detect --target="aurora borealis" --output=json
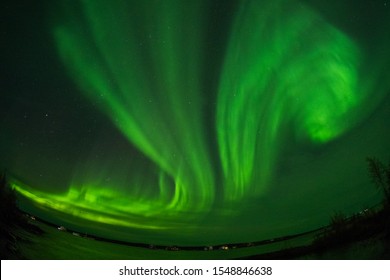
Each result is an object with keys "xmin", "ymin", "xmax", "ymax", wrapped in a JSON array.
[{"xmin": 1, "ymin": 0, "xmax": 390, "ymax": 245}]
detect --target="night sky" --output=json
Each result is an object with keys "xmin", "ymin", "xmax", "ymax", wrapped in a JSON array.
[{"xmin": 1, "ymin": 0, "xmax": 389, "ymax": 246}]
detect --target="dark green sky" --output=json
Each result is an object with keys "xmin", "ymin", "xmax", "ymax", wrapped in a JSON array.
[{"xmin": 1, "ymin": 0, "xmax": 389, "ymax": 245}]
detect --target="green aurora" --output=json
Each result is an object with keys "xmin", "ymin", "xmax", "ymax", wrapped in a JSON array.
[{"xmin": 1, "ymin": 0, "xmax": 390, "ymax": 245}]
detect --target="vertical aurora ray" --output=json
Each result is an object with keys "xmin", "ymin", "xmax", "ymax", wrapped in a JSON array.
[
  {"xmin": 8, "ymin": 0, "xmax": 390, "ymax": 241},
  {"xmin": 53, "ymin": 0, "xmax": 216, "ymax": 221},
  {"xmin": 217, "ymin": 0, "xmax": 373, "ymax": 202}
]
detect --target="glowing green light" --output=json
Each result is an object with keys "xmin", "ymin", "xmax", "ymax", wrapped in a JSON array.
[
  {"xmin": 12, "ymin": 0, "xmax": 389, "ymax": 235},
  {"xmin": 217, "ymin": 0, "xmax": 362, "ymax": 201},
  {"xmin": 53, "ymin": 0, "xmax": 216, "ymax": 219},
  {"xmin": 12, "ymin": 180, "xmax": 181, "ymax": 230}
]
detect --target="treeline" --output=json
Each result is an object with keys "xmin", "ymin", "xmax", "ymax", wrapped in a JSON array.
[{"xmin": 0, "ymin": 174, "xmax": 43, "ymax": 259}]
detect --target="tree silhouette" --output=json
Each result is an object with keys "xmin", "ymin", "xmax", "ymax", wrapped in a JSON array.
[
  {"xmin": 0, "ymin": 173, "xmax": 44, "ymax": 259},
  {"xmin": 0, "ymin": 174, "xmax": 19, "ymax": 224},
  {"xmin": 366, "ymin": 157, "xmax": 390, "ymax": 204},
  {"xmin": 0, "ymin": 173, "xmax": 21, "ymax": 258}
]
